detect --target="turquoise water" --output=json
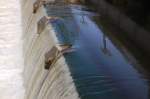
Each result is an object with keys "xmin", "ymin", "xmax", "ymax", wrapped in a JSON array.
[{"xmin": 45, "ymin": 4, "xmax": 149, "ymax": 99}]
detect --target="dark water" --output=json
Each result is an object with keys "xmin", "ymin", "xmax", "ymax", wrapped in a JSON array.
[{"xmin": 45, "ymin": 4, "xmax": 149, "ymax": 99}]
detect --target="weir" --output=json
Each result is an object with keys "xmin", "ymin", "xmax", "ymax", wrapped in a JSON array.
[{"xmin": 21, "ymin": 0, "xmax": 149, "ymax": 99}]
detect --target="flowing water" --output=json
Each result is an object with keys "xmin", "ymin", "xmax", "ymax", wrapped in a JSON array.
[
  {"xmin": 22, "ymin": 1, "xmax": 150, "ymax": 99},
  {"xmin": 22, "ymin": 1, "xmax": 79, "ymax": 99},
  {"xmin": 0, "ymin": 0, "xmax": 25, "ymax": 99}
]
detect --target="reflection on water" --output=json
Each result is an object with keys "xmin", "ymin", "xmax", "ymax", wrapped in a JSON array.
[
  {"xmin": 101, "ymin": 34, "xmax": 112, "ymax": 56},
  {"xmin": 45, "ymin": 3, "xmax": 149, "ymax": 99}
]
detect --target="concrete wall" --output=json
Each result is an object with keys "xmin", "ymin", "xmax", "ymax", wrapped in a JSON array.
[
  {"xmin": 88, "ymin": 0, "xmax": 150, "ymax": 55},
  {"xmin": 21, "ymin": 0, "xmax": 80, "ymax": 99}
]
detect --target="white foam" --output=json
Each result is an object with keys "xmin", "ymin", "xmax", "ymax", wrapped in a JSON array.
[{"xmin": 0, "ymin": 0, "xmax": 25, "ymax": 99}]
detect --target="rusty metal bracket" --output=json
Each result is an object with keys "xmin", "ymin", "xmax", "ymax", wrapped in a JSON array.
[
  {"xmin": 45, "ymin": 46, "xmax": 61, "ymax": 70},
  {"xmin": 37, "ymin": 16, "xmax": 60, "ymax": 34},
  {"xmin": 37, "ymin": 16, "xmax": 49, "ymax": 34},
  {"xmin": 44, "ymin": 44, "xmax": 74, "ymax": 70},
  {"xmin": 33, "ymin": 0, "xmax": 47, "ymax": 13}
]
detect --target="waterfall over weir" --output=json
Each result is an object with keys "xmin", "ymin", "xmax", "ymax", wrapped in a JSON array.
[
  {"xmin": 22, "ymin": 0, "xmax": 149, "ymax": 99},
  {"xmin": 22, "ymin": 1, "xmax": 79, "ymax": 99}
]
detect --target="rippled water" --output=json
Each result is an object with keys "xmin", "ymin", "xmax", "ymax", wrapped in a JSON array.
[{"xmin": 45, "ymin": 3, "xmax": 149, "ymax": 99}]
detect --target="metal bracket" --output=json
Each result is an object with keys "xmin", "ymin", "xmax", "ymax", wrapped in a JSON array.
[
  {"xmin": 37, "ymin": 16, "xmax": 60, "ymax": 34},
  {"xmin": 45, "ymin": 46, "xmax": 60, "ymax": 70},
  {"xmin": 33, "ymin": 0, "xmax": 47, "ymax": 13},
  {"xmin": 37, "ymin": 16, "xmax": 48, "ymax": 34},
  {"xmin": 44, "ymin": 44, "xmax": 74, "ymax": 70}
]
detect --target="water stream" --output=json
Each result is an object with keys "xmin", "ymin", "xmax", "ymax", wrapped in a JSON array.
[{"xmin": 0, "ymin": 0, "xmax": 24, "ymax": 99}]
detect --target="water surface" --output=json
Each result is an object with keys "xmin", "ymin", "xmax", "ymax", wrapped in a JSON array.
[{"xmin": 45, "ymin": 4, "xmax": 149, "ymax": 99}]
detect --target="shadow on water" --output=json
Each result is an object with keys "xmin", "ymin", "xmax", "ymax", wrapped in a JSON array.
[{"xmin": 44, "ymin": 3, "xmax": 149, "ymax": 99}]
